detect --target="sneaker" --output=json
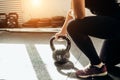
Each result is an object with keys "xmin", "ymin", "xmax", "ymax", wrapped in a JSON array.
[{"xmin": 76, "ymin": 64, "xmax": 108, "ymax": 78}]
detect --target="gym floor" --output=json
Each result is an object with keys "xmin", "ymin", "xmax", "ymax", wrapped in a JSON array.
[{"xmin": 0, "ymin": 31, "xmax": 119, "ymax": 80}]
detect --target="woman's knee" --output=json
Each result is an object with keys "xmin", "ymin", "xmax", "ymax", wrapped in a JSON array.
[{"xmin": 67, "ymin": 19, "xmax": 79, "ymax": 33}]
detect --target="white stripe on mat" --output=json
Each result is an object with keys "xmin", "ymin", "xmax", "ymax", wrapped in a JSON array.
[{"xmin": 0, "ymin": 44, "xmax": 38, "ymax": 80}]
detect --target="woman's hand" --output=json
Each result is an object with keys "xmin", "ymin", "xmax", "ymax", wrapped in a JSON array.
[{"xmin": 55, "ymin": 30, "xmax": 67, "ymax": 39}]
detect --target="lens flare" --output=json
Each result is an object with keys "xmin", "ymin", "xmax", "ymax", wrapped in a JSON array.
[{"xmin": 31, "ymin": 0, "xmax": 41, "ymax": 7}]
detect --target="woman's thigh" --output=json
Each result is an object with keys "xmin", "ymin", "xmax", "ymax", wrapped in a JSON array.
[{"xmin": 67, "ymin": 16, "xmax": 120, "ymax": 39}]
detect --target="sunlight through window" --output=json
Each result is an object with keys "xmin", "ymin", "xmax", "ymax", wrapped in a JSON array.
[{"xmin": 31, "ymin": 0, "xmax": 41, "ymax": 7}]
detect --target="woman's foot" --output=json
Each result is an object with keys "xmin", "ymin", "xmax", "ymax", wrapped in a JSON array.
[{"xmin": 76, "ymin": 64, "xmax": 108, "ymax": 78}]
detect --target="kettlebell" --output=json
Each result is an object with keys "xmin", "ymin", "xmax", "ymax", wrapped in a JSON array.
[
  {"xmin": 50, "ymin": 36, "xmax": 71, "ymax": 65},
  {"xmin": 7, "ymin": 12, "xmax": 18, "ymax": 28},
  {"xmin": 0, "ymin": 13, "xmax": 7, "ymax": 28}
]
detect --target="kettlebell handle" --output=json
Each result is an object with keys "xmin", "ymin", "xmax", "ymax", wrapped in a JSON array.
[{"xmin": 50, "ymin": 36, "xmax": 71, "ymax": 52}]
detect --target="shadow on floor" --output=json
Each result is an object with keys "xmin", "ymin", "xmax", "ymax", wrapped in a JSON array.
[
  {"xmin": 79, "ymin": 75, "xmax": 113, "ymax": 80},
  {"xmin": 55, "ymin": 61, "xmax": 120, "ymax": 80},
  {"xmin": 107, "ymin": 66, "xmax": 120, "ymax": 80}
]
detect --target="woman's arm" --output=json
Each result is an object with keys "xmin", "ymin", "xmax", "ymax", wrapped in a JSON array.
[
  {"xmin": 55, "ymin": 0, "xmax": 85, "ymax": 38},
  {"xmin": 55, "ymin": 9, "xmax": 74, "ymax": 38},
  {"xmin": 72, "ymin": 0, "xmax": 85, "ymax": 19}
]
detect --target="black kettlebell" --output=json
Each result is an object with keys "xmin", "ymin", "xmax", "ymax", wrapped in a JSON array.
[
  {"xmin": 0, "ymin": 13, "xmax": 7, "ymax": 28},
  {"xmin": 7, "ymin": 12, "xmax": 18, "ymax": 28},
  {"xmin": 7, "ymin": 16, "xmax": 17, "ymax": 28},
  {"xmin": 50, "ymin": 36, "xmax": 71, "ymax": 65}
]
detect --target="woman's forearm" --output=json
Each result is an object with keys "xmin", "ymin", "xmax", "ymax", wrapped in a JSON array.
[
  {"xmin": 60, "ymin": 10, "xmax": 74, "ymax": 34},
  {"xmin": 56, "ymin": 0, "xmax": 85, "ymax": 36}
]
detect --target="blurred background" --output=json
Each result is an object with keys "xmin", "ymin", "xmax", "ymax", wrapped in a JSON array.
[{"xmin": 0, "ymin": 0, "xmax": 71, "ymax": 28}]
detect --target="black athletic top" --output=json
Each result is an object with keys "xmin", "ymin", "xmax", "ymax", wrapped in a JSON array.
[{"xmin": 85, "ymin": 0, "xmax": 120, "ymax": 16}]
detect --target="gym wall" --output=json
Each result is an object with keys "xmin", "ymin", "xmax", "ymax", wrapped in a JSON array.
[
  {"xmin": 22, "ymin": 0, "xmax": 70, "ymax": 22},
  {"xmin": 0, "ymin": 0, "xmax": 70, "ymax": 26}
]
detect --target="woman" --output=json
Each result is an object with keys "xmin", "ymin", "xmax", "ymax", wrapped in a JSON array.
[{"xmin": 55, "ymin": 0, "xmax": 120, "ymax": 78}]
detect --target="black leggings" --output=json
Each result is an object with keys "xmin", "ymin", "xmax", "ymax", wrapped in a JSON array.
[{"xmin": 67, "ymin": 16, "xmax": 120, "ymax": 65}]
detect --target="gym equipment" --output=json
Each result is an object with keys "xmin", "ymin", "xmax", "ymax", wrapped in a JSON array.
[
  {"xmin": 0, "ymin": 13, "xmax": 7, "ymax": 28},
  {"xmin": 22, "ymin": 18, "xmax": 40, "ymax": 27},
  {"xmin": 50, "ymin": 36, "xmax": 71, "ymax": 65},
  {"xmin": 37, "ymin": 18, "xmax": 51, "ymax": 27},
  {"xmin": 7, "ymin": 12, "xmax": 18, "ymax": 28},
  {"xmin": 51, "ymin": 16, "xmax": 65, "ymax": 27}
]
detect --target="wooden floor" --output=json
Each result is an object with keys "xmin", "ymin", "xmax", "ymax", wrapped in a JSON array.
[{"xmin": 0, "ymin": 31, "xmax": 119, "ymax": 80}]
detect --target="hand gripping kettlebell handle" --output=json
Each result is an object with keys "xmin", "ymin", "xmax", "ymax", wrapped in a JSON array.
[{"xmin": 50, "ymin": 36, "xmax": 71, "ymax": 52}]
